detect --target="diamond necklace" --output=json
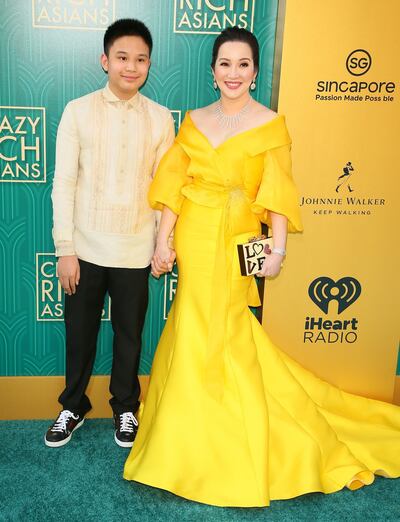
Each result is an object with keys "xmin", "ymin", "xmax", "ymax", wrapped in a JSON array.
[{"xmin": 214, "ymin": 98, "xmax": 252, "ymax": 130}]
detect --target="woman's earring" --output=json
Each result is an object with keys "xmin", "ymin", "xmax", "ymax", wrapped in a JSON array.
[
  {"xmin": 213, "ymin": 79, "xmax": 218, "ymax": 90},
  {"xmin": 250, "ymin": 79, "xmax": 256, "ymax": 91}
]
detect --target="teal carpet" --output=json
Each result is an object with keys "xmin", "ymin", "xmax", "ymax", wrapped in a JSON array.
[{"xmin": 1, "ymin": 419, "xmax": 399, "ymax": 522}]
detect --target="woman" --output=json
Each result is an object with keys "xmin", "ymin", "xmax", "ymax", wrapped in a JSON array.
[{"xmin": 124, "ymin": 27, "xmax": 400, "ymax": 507}]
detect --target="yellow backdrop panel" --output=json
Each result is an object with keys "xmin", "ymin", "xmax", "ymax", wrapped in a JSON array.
[{"xmin": 263, "ymin": 0, "xmax": 400, "ymax": 403}]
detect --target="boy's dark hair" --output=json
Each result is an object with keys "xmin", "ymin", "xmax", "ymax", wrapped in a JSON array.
[
  {"xmin": 211, "ymin": 26, "xmax": 259, "ymax": 71},
  {"xmin": 104, "ymin": 18, "xmax": 153, "ymax": 56}
]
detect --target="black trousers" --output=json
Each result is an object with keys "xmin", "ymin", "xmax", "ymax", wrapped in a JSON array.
[{"xmin": 58, "ymin": 259, "xmax": 150, "ymax": 416}]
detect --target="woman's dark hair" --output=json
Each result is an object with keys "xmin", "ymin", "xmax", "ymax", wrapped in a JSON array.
[
  {"xmin": 211, "ymin": 26, "xmax": 259, "ymax": 70},
  {"xmin": 104, "ymin": 18, "xmax": 153, "ymax": 56}
]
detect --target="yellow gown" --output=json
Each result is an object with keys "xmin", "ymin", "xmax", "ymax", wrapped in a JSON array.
[{"xmin": 123, "ymin": 113, "xmax": 400, "ymax": 507}]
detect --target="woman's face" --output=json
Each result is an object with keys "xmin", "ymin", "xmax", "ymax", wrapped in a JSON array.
[{"xmin": 213, "ymin": 41, "xmax": 257, "ymax": 100}]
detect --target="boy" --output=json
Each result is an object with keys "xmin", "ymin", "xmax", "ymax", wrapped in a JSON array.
[{"xmin": 45, "ymin": 19, "xmax": 174, "ymax": 448}]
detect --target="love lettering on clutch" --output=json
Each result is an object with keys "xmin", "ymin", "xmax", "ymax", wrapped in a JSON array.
[{"xmin": 237, "ymin": 235, "xmax": 273, "ymax": 276}]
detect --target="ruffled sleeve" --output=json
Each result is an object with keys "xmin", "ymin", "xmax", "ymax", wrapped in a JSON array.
[
  {"xmin": 148, "ymin": 141, "xmax": 191, "ymax": 215},
  {"xmin": 251, "ymin": 136, "xmax": 303, "ymax": 233}
]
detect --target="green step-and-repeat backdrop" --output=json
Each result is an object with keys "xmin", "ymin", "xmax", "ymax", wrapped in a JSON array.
[{"xmin": 0, "ymin": 0, "xmax": 278, "ymax": 377}]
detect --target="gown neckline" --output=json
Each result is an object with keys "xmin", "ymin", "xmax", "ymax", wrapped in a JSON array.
[{"xmin": 186, "ymin": 111, "xmax": 283, "ymax": 151}]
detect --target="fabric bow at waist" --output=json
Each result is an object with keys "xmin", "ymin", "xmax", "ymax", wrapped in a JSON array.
[
  {"xmin": 183, "ymin": 180, "xmax": 260, "ymax": 401},
  {"xmin": 181, "ymin": 179, "xmax": 247, "ymax": 212}
]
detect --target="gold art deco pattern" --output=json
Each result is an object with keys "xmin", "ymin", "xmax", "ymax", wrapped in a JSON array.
[{"xmin": 0, "ymin": 0, "xmax": 277, "ymax": 377}]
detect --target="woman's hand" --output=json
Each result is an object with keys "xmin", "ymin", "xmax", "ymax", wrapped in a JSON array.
[
  {"xmin": 257, "ymin": 253, "xmax": 284, "ymax": 278},
  {"xmin": 151, "ymin": 206, "xmax": 178, "ymax": 278},
  {"xmin": 151, "ymin": 242, "xmax": 176, "ymax": 278}
]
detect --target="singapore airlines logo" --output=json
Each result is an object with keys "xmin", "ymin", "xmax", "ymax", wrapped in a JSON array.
[
  {"xmin": 174, "ymin": 0, "xmax": 256, "ymax": 34},
  {"xmin": 32, "ymin": 0, "xmax": 115, "ymax": 30},
  {"xmin": 346, "ymin": 49, "xmax": 372, "ymax": 77}
]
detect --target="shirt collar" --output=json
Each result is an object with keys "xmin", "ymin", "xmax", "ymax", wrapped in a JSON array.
[{"xmin": 102, "ymin": 83, "xmax": 141, "ymax": 109}]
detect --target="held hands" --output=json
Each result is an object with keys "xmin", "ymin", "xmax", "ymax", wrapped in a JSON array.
[
  {"xmin": 57, "ymin": 255, "xmax": 80, "ymax": 295},
  {"xmin": 151, "ymin": 242, "xmax": 176, "ymax": 278},
  {"xmin": 257, "ymin": 252, "xmax": 284, "ymax": 278}
]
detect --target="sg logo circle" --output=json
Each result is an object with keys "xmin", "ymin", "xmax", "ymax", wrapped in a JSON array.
[{"xmin": 346, "ymin": 49, "xmax": 372, "ymax": 76}]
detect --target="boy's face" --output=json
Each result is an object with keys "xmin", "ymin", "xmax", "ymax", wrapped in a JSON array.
[{"xmin": 101, "ymin": 35, "xmax": 150, "ymax": 99}]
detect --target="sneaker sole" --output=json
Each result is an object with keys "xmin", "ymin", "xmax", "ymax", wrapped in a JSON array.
[
  {"xmin": 44, "ymin": 418, "xmax": 85, "ymax": 448},
  {"xmin": 114, "ymin": 432, "xmax": 134, "ymax": 448}
]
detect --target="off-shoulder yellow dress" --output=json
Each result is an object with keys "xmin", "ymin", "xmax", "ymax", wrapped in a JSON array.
[{"xmin": 124, "ymin": 114, "xmax": 400, "ymax": 507}]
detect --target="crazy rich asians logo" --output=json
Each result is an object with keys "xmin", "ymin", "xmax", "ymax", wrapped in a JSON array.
[
  {"xmin": 315, "ymin": 49, "xmax": 396, "ymax": 103},
  {"xmin": 304, "ymin": 276, "xmax": 361, "ymax": 344},
  {"xmin": 36, "ymin": 253, "xmax": 110, "ymax": 320},
  {"xmin": 171, "ymin": 110, "xmax": 182, "ymax": 134},
  {"xmin": 0, "ymin": 106, "xmax": 46, "ymax": 183},
  {"xmin": 174, "ymin": 0, "xmax": 255, "ymax": 34},
  {"xmin": 32, "ymin": 0, "xmax": 115, "ymax": 30},
  {"xmin": 163, "ymin": 266, "xmax": 178, "ymax": 320}
]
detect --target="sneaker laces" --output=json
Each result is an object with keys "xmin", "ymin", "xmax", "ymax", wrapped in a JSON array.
[
  {"xmin": 119, "ymin": 412, "xmax": 138, "ymax": 433},
  {"xmin": 51, "ymin": 410, "xmax": 78, "ymax": 432}
]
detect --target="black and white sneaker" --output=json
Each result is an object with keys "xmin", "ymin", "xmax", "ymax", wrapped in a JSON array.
[
  {"xmin": 114, "ymin": 412, "xmax": 138, "ymax": 448},
  {"xmin": 44, "ymin": 409, "xmax": 84, "ymax": 447}
]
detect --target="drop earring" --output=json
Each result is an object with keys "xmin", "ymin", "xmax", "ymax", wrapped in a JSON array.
[
  {"xmin": 213, "ymin": 79, "xmax": 218, "ymax": 90},
  {"xmin": 250, "ymin": 79, "xmax": 256, "ymax": 91}
]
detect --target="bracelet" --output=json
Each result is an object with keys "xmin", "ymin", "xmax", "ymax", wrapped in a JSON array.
[
  {"xmin": 271, "ymin": 247, "xmax": 286, "ymax": 256},
  {"xmin": 167, "ymin": 236, "xmax": 174, "ymax": 249}
]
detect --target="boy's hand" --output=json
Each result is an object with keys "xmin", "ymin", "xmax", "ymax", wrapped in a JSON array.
[
  {"xmin": 57, "ymin": 255, "xmax": 80, "ymax": 295},
  {"xmin": 151, "ymin": 243, "xmax": 176, "ymax": 278}
]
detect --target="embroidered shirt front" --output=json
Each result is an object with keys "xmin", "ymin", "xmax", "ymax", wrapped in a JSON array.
[{"xmin": 52, "ymin": 83, "xmax": 175, "ymax": 268}]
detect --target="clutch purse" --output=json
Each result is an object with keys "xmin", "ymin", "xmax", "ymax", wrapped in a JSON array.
[{"xmin": 237, "ymin": 235, "xmax": 273, "ymax": 276}]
